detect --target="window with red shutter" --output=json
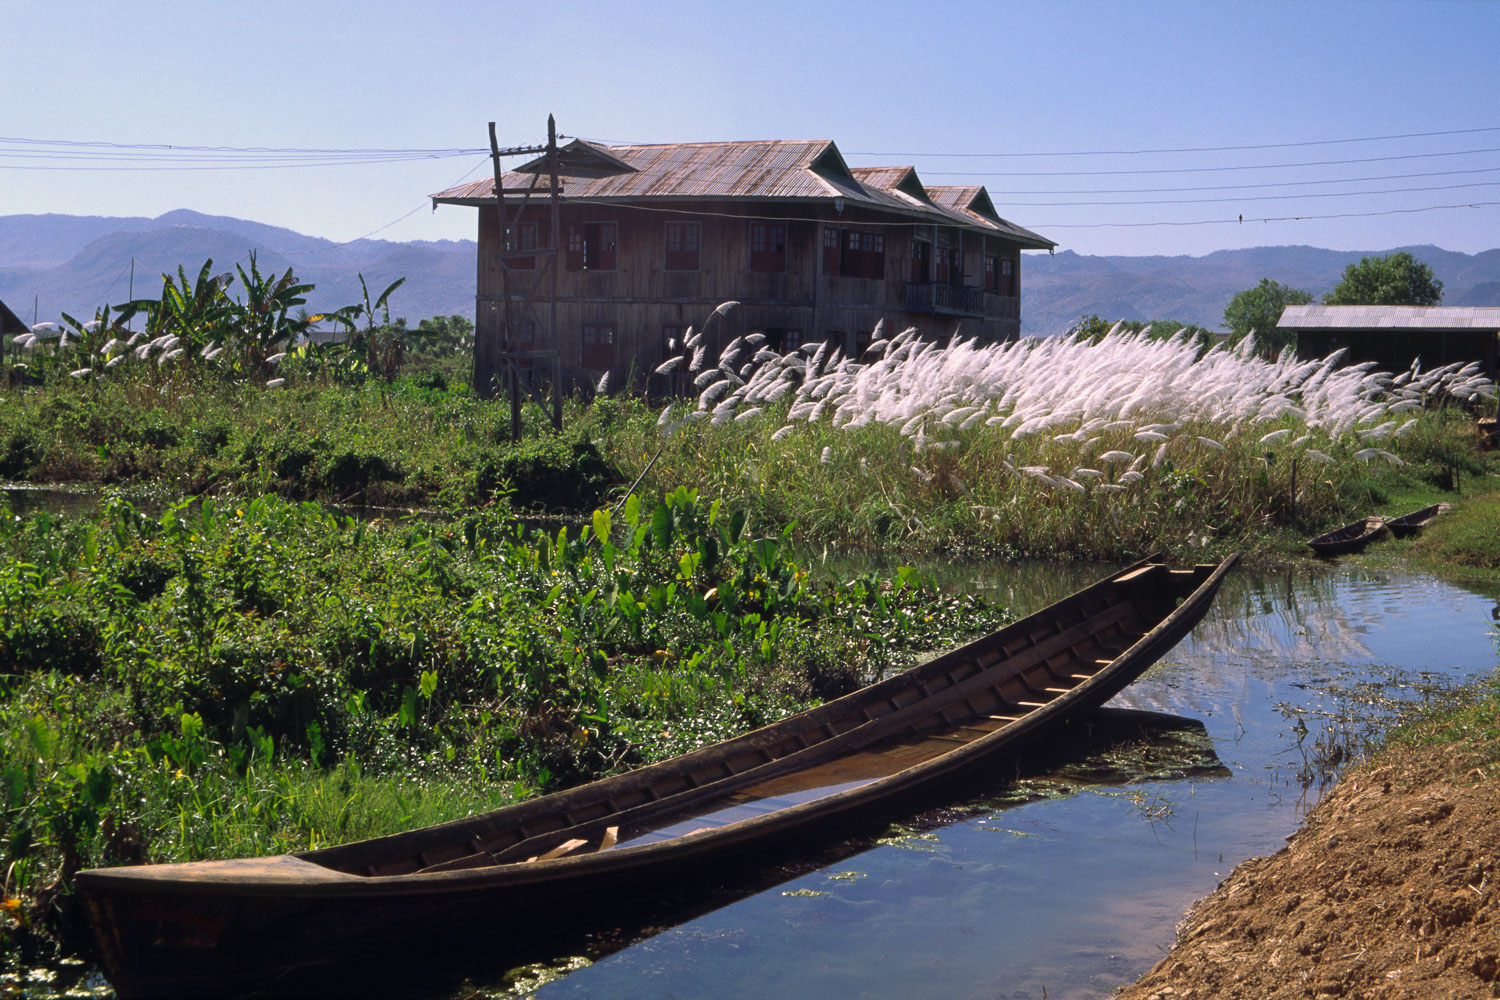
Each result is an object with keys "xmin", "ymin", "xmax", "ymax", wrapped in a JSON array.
[
  {"xmin": 581, "ymin": 324, "xmax": 615, "ymax": 370},
  {"xmin": 861, "ymin": 233, "xmax": 885, "ymax": 280},
  {"xmin": 822, "ymin": 227, "xmax": 842, "ymax": 275},
  {"xmin": 749, "ymin": 222, "xmax": 787, "ymax": 272},
  {"xmin": 1001, "ymin": 257, "xmax": 1015, "ymax": 296},
  {"xmin": 911, "ymin": 238, "xmax": 931, "ymax": 283},
  {"xmin": 566, "ymin": 225, "xmax": 584, "ymax": 271},
  {"xmin": 665, "ymin": 222, "xmax": 700, "ymax": 271},
  {"xmin": 507, "ymin": 222, "xmax": 537, "ymax": 270},
  {"xmin": 764, "ymin": 327, "xmax": 802, "ymax": 353},
  {"xmin": 840, "ymin": 230, "xmax": 862, "ymax": 277},
  {"xmin": 570, "ymin": 222, "xmax": 617, "ymax": 271}
]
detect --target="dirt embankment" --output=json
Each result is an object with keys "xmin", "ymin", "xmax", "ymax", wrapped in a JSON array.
[{"xmin": 1119, "ymin": 744, "xmax": 1500, "ymax": 1000}]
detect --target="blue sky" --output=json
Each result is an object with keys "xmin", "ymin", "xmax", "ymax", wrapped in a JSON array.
[{"xmin": 5, "ymin": 0, "xmax": 1498, "ymax": 257}]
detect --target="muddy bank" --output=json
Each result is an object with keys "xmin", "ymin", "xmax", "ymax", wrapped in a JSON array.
[{"xmin": 1118, "ymin": 742, "xmax": 1500, "ymax": 999}]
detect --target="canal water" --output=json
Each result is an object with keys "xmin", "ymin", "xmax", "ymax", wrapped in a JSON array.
[
  {"xmin": 4, "ymin": 486, "xmax": 1496, "ymax": 999},
  {"xmin": 463, "ymin": 563, "xmax": 1500, "ymax": 1000}
]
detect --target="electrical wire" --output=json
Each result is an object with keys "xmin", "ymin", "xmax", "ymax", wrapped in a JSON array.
[
  {"xmin": 571, "ymin": 125, "xmax": 1500, "ymax": 158},
  {"xmin": 0, "ymin": 136, "xmax": 485, "ymax": 155},
  {"xmin": 1033, "ymin": 201, "xmax": 1500, "ymax": 229},
  {"xmin": 985, "ymin": 165, "xmax": 1500, "ymax": 197},
  {"xmin": 917, "ymin": 146, "xmax": 1500, "ymax": 179},
  {"xmin": 279, "ymin": 155, "xmax": 493, "ymax": 254},
  {"xmin": 849, "ymin": 126, "xmax": 1500, "ymax": 158},
  {"xmin": 996, "ymin": 179, "xmax": 1500, "ymax": 208}
]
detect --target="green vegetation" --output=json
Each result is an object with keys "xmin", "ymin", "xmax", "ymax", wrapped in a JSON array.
[
  {"xmin": 1068, "ymin": 315, "xmax": 1217, "ymax": 351},
  {"xmin": 0, "ymin": 489, "xmax": 1005, "ymax": 962},
  {"xmin": 5, "ymin": 261, "xmax": 1500, "ymax": 975},
  {"xmin": 1222, "ymin": 278, "xmax": 1314, "ymax": 355},
  {"xmin": 1387, "ymin": 674, "xmax": 1500, "ymax": 767},
  {"xmin": 1323, "ymin": 250, "xmax": 1444, "ymax": 306}
]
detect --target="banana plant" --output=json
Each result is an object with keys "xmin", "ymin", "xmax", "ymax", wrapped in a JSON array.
[
  {"xmin": 116, "ymin": 260, "xmax": 236, "ymax": 356},
  {"xmin": 328, "ymin": 274, "xmax": 406, "ymax": 380},
  {"xmin": 232, "ymin": 251, "xmax": 316, "ymax": 369}
]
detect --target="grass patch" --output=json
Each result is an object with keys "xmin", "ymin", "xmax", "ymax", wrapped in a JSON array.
[
  {"xmin": 1405, "ymin": 485, "xmax": 1500, "ymax": 576},
  {"xmin": 1384, "ymin": 676, "xmax": 1500, "ymax": 770}
]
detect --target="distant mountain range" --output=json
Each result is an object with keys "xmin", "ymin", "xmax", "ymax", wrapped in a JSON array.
[
  {"xmin": 0, "ymin": 209, "xmax": 474, "ymax": 327},
  {"xmin": 3, "ymin": 210, "xmax": 1499, "ymax": 336},
  {"xmin": 1022, "ymin": 244, "xmax": 1500, "ymax": 335}
]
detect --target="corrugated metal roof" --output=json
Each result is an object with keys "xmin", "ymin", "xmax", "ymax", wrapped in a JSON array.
[
  {"xmin": 432, "ymin": 139, "xmax": 1054, "ymax": 248},
  {"xmin": 927, "ymin": 185, "xmax": 1053, "ymax": 247},
  {"xmin": 1279, "ymin": 305, "xmax": 1500, "ymax": 331}
]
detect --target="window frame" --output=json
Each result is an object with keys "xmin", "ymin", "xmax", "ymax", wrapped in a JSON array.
[
  {"xmin": 567, "ymin": 221, "xmax": 618, "ymax": 271},
  {"xmin": 664, "ymin": 221, "xmax": 701, "ymax": 271},
  {"xmin": 839, "ymin": 229, "xmax": 884, "ymax": 279},
  {"xmin": 911, "ymin": 235, "xmax": 932, "ymax": 284},
  {"xmin": 749, "ymin": 221, "xmax": 788, "ymax": 273},
  {"xmin": 822, "ymin": 226, "xmax": 842, "ymax": 275},
  {"xmin": 581, "ymin": 323, "xmax": 616, "ymax": 370},
  {"xmin": 507, "ymin": 221, "xmax": 538, "ymax": 270}
]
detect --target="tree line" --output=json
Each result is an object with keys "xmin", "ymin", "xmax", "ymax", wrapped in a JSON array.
[{"xmin": 1072, "ymin": 251, "xmax": 1446, "ymax": 357}]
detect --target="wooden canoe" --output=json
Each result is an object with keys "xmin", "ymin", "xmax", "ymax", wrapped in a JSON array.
[
  {"xmin": 1307, "ymin": 516, "xmax": 1388, "ymax": 555},
  {"xmin": 77, "ymin": 555, "xmax": 1237, "ymax": 998},
  {"xmin": 1386, "ymin": 503, "xmax": 1445, "ymax": 538}
]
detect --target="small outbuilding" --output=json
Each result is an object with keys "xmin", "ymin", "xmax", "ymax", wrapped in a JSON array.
[
  {"xmin": 1279, "ymin": 305, "xmax": 1500, "ymax": 379},
  {"xmin": 0, "ymin": 299, "xmax": 28, "ymax": 363}
]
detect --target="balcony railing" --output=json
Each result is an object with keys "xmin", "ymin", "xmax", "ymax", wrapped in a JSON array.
[
  {"xmin": 904, "ymin": 282, "xmax": 987, "ymax": 317},
  {"xmin": 984, "ymin": 293, "xmax": 1019, "ymax": 321}
]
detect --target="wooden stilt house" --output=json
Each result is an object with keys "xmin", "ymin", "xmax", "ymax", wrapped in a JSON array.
[{"xmin": 430, "ymin": 138, "xmax": 1053, "ymax": 394}]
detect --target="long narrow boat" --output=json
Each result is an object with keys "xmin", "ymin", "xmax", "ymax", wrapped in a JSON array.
[
  {"xmin": 1386, "ymin": 503, "xmax": 1446, "ymax": 538},
  {"xmin": 1307, "ymin": 516, "xmax": 1387, "ymax": 555},
  {"xmin": 78, "ymin": 555, "xmax": 1237, "ymax": 998}
]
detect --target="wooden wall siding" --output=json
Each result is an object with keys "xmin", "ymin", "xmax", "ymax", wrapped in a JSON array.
[
  {"xmin": 1296, "ymin": 329, "xmax": 1500, "ymax": 381},
  {"xmin": 476, "ymin": 201, "xmax": 1027, "ymax": 390}
]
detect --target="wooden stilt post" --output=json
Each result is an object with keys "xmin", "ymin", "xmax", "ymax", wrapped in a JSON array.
[
  {"xmin": 548, "ymin": 114, "xmax": 563, "ymax": 431},
  {"xmin": 488, "ymin": 122, "xmax": 523, "ymax": 439}
]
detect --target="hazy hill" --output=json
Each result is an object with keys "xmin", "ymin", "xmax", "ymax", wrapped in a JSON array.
[
  {"xmin": 0, "ymin": 210, "xmax": 474, "ymax": 325},
  {"xmin": 1021, "ymin": 244, "xmax": 1500, "ymax": 335},
  {"xmin": 3, "ymin": 210, "xmax": 1499, "ymax": 336}
]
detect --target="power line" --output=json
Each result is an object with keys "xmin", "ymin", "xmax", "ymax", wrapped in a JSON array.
[
  {"xmin": 572, "ymin": 126, "xmax": 1500, "ymax": 159},
  {"xmin": 980, "ymin": 165, "xmax": 1500, "ymax": 197},
  {"xmin": 280, "ymin": 155, "xmax": 493, "ymax": 254},
  {"xmin": 0, "ymin": 136, "xmax": 485, "ymax": 156},
  {"xmin": 997, "ymin": 178, "xmax": 1500, "ymax": 209},
  {"xmin": 0, "ymin": 153, "xmax": 481, "ymax": 172},
  {"xmin": 920, "ymin": 146, "xmax": 1500, "ymax": 178},
  {"xmin": 1033, "ymin": 201, "xmax": 1500, "ymax": 229},
  {"xmin": 848, "ymin": 126, "xmax": 1500, "ymax": 158}
]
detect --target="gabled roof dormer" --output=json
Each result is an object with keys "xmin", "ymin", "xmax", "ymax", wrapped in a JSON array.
[
  {"xmin": 807, "ymin": 141, "xmax": 858, "ymax": 188},
  {"xmin": 515, "ymin": 140, "xmax": 637, "ymax": 179},
  {"xmin": 965, "ymin": 188, "xmax": 1002, "ymax": 223}
]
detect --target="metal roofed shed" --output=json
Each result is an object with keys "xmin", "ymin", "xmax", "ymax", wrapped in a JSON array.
[{"xmin": 1279, "ymin": 304, "xmax": 1500, "ymax": 380}]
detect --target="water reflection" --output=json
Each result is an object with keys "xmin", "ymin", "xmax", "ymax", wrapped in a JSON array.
[{"xmin": 485, "ymin": 564, "xmax": 1500, "ymax": 1000}]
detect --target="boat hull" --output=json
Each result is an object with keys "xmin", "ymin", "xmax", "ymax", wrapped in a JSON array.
[
  {"xmin": 1387, "ymin": 503, "xmax": 1443, "ymax": 538},
  {"xmin": 78, "ymin": 555, "xmax": 1237, "ymax": 998},
  {"xmin": 1308, "ymin": 517, "xmax": 1387, "ymax": 555}
]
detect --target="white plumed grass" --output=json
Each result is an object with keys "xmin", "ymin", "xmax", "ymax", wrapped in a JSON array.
[{"xmin": 620, "ymin": 317, "xmax": 1495, "ymax": 554}]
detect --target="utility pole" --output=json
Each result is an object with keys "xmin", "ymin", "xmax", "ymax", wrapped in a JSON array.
[
  {"xmin": 488, "ymin": 121, "xmax": 527, "ymax": 440},
  {"xmin": 547, "ymin": 114, "xmax": 562, "ymax": 431},
  {"xmin": 478, "ymin": 120, "xmax": 565, "ymax": 437}
]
